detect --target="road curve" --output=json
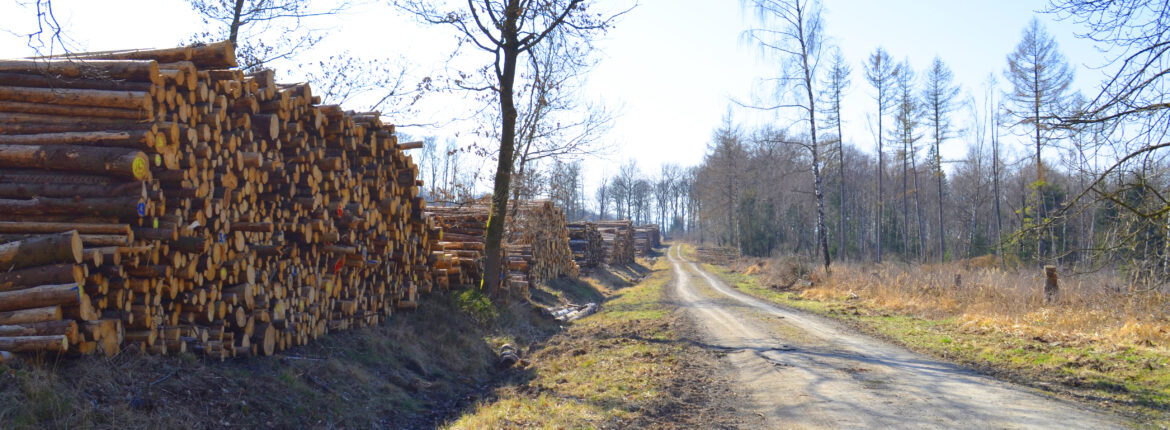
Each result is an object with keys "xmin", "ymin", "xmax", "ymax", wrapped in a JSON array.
[{"xmin": 666, "ymin": 245, "xmax": 1121, "ymax": 429}]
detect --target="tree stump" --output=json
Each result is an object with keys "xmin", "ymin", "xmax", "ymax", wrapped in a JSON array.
[{"xmin": 1044, "ymin": 266, "xmax": 1059, "ymax": 303}]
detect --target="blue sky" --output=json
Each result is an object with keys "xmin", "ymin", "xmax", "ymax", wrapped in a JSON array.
[{"xmin": 0, "ymin": 0, "xmax": 1111, "ymax": 193}]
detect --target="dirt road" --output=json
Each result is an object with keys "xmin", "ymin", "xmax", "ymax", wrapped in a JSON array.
[{"xmin": 666, "ymin": 245, "xmax": 1121, "ymax": 429}]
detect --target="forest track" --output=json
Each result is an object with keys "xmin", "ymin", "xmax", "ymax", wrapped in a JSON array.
[{"xmin": 666, "ymin": 245, "xmax": 1122, "ymax": 429}]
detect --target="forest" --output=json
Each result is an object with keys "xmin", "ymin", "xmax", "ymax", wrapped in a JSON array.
[{"xmin": 410, "ymin": 1, "xmax": 1168, "ymax": 292}]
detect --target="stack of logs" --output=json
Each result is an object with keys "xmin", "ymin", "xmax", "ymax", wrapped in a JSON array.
[
  {"xmin": 510, "ymin": 201, "xmax": 577, "ymax": 282},
  {"xmin": 567, "ymin": 222, "xmax": 604, "ymax": 269},
  {"xmin": 426, "ymin": 200, "xmax": 578, "ymax": 293},
  {"xmin": 633, "ymin": 225, "xmax": 661, "ymax": 255},
  {"xmin": 695, "ymin": 246, "xmax": 741, "ymax": 265},
  {"xmin": 0, "ymin": 41, "xmax": 434, "ymax": 359},
  {"xmin": 425, "ymin": 206, "xmax": 530, "ymax": 292},
  {"xmin": 425, "ymin": 208, "xmax": 488, "ymax": 289},
  {"xmin": 596, "ymin": 220, "xmax": 635, "ymax": 265}
]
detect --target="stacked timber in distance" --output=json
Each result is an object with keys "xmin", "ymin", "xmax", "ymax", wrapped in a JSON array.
[
  {"xmin": 596, "ymin": 220, "xmax": 635, "ymax": 265},
  {"xmin": 695, "ymin": 246, "xmax": 740, "ymax": 265},
  {"xmin": 566, "ymin": 222, "xmax": 604, "ymax": 269},
  {"xmin": 0, "ymin": 41, "xmax": 434, "ymax": 359},
  {"xmin": 633, "ymin": 225, "xmax": 661, "ymax": 256},
  {"xmin": 509, "ymin": 200, "xmax": 578, "ymax": 282},
  {"xmin": 427, "ymin": 199, "xmax": 579, "ymax": 293},
  {"xmin": 426, "ymin": 205, "xmax": 533, "ymax": 293},
  {"xmin": 425, "ymin": 207, "xmax": 487, "ymax": 289}
]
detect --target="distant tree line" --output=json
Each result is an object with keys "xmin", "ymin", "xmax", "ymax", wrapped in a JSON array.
[{"xmin": 605, "ymin": 0, "xmax": 1168, "ymax": 288}]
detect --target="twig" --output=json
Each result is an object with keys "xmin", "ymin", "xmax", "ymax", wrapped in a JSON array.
[{"xmin": 149, "ymin": 371, "xmax": 177, "ymax": 387}]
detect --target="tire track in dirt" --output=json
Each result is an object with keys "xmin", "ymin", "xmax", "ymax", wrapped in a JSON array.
[{"xmin": 667, "ymin": 245, "xmax": 1121, "ymax": 429}]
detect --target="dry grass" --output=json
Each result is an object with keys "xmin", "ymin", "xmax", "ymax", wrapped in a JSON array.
[{"xmin": 763, "ymin": 259, "xmax": 1170, "ymax": 350}]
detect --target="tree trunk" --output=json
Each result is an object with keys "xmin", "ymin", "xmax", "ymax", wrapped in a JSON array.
[
  {"xmin": 482, "ymin": 6, "xmax": 522, "ymax": 295},
  {"xmin": 0, "ymin": 196, "xmax": 148, "ymax": 218},
  {"xmin": 911, "ymin": 143, "xmax": 926, "ymax": 262},
  {"xmin": 230, "ymin": 0, "xmax": 246, "ymax": 46},
  {"xmin": 836, "ymin": 97, "xmax": 846, "ymax": 261},
  {"xmin": 903, "ymin": 137, "xmax": 910, "ymax": 257},
  {"xmin": 936, "ymin": 131, "xmax": 946, "ymax": 262},
  {"xmin": 876, "ymin": 96, "xmax": 884, "ymax": 264},
  {"xmin": 0, "ymin": 86, "xmax": 152, "ymax": 112},
  {"xmin": 993, "ymin": 115, "xmax": 1006, "ymax": 270}
]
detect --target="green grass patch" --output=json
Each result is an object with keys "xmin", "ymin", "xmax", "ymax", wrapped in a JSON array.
[{"xmin": 456, "ymin": 288, "xmax": 499, "ymax": 325}]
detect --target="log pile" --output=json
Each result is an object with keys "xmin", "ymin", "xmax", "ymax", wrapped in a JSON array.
[
  {"xmin": 425, "ymin": 208, "xmax": 487, "ymax": 289},
  {"xmin": 596, "ymin": 220, "xmax": 635, "ymax": 265},
  {"xmin": 426, "ymin": 199, "xmax": 578, "ymax": 293},
  {"xmin": 633, "ymin": 225, "xmax": 661, "ymax": 256},
  {"xmin": 566, "ymin": 222, "xmax": 604, "ymax": 269},
  {"xmin": 425, "ymin": 206, "xmax": 531, "ymax": 293},
  {"xmin": 695, "ymin": 246, "xmax": 740, "ymax": 265},
  {"xmin": 0, "ymin": 41, "xmax": 434, "ymax": 359},
  {"xmin": 509, "ymin": 201, "xmax": 577, "ymax": 282}
]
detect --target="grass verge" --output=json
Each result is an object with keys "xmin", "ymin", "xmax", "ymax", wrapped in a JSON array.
[
  {"xmin": 692, "ymin": 248, "xmax": 1170, "ymax": 425},
  {"xmin": 446, "ymin": 252, "xmax": 738, "ymax": 429}
]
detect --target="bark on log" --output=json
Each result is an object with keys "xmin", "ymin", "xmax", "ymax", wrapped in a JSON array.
[
  {"xmin": 0, "ymin": 334, "xmax": 68, "ymax": 352},
  {"xmin": 0, "ymin": 181, "xmax": 146, "ymax": 199},
  {"xmin": 0, "ymin": 263, "xmax": 85, "ymax": 291},
  {"xmin": 0, "ymin": 145, "xmax": 149, "ymax": 180},
  {"xmin": 0, "ymin": 231, "xmax": 82, "ymax": 269},
  {"xmin": 0, "ymin": 196, "xmax": 149, "ymax": 218},
  {"xmin": 0, "ymin": 59, "xmax": 159, "ymax": 83},
  {"xmin": 0, "ymin": 86, "xmax": 152, "ymax": 111},
  {"xmin": 0, "ymin": 306, "xmax": 61, "ymax": 325},
  {"xmin": 0, "ymin": 283, "xmax": 82, "ymax": 312}
]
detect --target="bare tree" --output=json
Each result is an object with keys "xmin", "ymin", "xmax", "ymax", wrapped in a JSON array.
[
  {"xmin": 822, "ymin": 48, "xmax": 851, "ymax": 259},
  {"xmin": 10, "ymin": 0, "xmax": 70, "ymax": 55},
  {"xmin": 187, "ymin": 0, "xmax": 348, "ymax": 70},
  {"xmin": 395, "ymin": 0, "xmax": 624, "ymax": 294},
  {"xmin": 892, "ymin": 59, "xmax": 923, "ymax": 260},
  {"xmin": 1045, "ymin": 0, "xmax": 1170, "ymax": 281},
  {"xmin": 699, "ymin": 114, "xmax": 746, "ymax": 247},
  {"xmin": 615, "ymin": 160, "xmax": 642, "ymax": 221},
  {"xmin": 507, "ymin": 29, "xmax": 615, "ymax": 224},
  {"xmin": 596, "ymin": 176, "xmax": 611, "ymax": 221},
  {"xmin": 865, "ymin": 47, "xmax": 898, "ymax": 263},
  {"xmin": 742, "ymin": 0, "xmax": 831, "ymax": 271},
  {"xmin": 420, "ymin": 135, "xmax": 440, "ymax": 197},
  {"xmin": 656, "ymin": 164, "xmax": 682, "ymax": 230},
  {"xmin": 186, "ymin": 0, "xmax": 421, "ymax": 117},
  {"xmin": 1005, "ymin": 17, "xmax": 1074, "ymax": 260},
  {"xmin": 923, "ymin": 56, "xmax": 961, "ymax": 261}
]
